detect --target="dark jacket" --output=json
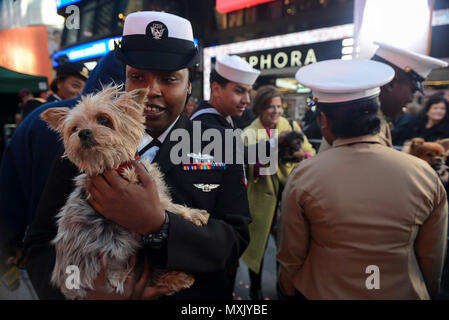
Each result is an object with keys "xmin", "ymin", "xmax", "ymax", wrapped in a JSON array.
[
  {"xmin": 23, "ymin": 113, "xmax": 251, "ymax": 300},
  {"xmin": 0, "ymin": 51, "xmax": 125, "ymax": 249},
  {"xmin": 192, "ymin": 101, "xmax": 234, "ymax": 129},
  {"xmin": 392, "ymin": 114, "xmax": 449, "ymax": 146}
]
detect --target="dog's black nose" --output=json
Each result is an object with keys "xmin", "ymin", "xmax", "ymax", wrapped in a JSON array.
[{"xmin": 78, "ymin": 129, "xmax": 93, "ymax": 140}]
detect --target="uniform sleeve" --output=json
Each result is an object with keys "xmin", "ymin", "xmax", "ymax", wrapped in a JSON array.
[
  {"xmin": 23, "ymin": 147, "xmax": 77, "ymax": 299},
  {"xmin": 0, "ymin": 138, "xmax": 28, "ymax": 247},
  {"xmin": 146, "ymin": 163, "xmax": 251, "ymax": 273},
  {"xmin": 293, "ymin": 122, "xmax": 315, "ymax": 156},
  {"xmin": 276, "ymin": 168, "xmax": 310, "ymax": 296},
  {"xmin": 415, "ymin": 176, "xmax": 448, "ymax": 298}
]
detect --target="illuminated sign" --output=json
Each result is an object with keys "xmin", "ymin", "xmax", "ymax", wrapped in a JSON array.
[
  {"xmin": 52, "ymin": 37, "xmax": 198, "ymax": 66},
  {"xmin": 56, "ymin": 0, "xmax": 82, "ymax": 9},
  {"xmin": 236, "ymin": 40, "xmax": 344, "ymax": 71},
  {"xmin": 216, "ymin": 0, "xmax": 275, "ymax": 14},
  {"xmin": 52, "ymin": 36, "xmax": 121, "ymax": 66}
]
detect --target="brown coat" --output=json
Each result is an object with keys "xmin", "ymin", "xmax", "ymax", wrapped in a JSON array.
[{"xmin": 277, "ymin": 135, "xmax": 448, "ymax": 299}]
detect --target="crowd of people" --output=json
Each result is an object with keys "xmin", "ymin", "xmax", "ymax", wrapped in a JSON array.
[{"xmin": 0, "ymin": 10, "xmax": 449, "ymax": 300}]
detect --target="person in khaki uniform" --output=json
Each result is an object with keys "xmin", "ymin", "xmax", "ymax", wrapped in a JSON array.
[
  {"xmin": 318, "ymin": 42, "xmax": 448, "ymax": 153},
  {"xmin": 277, "ymin": 59, "xmax": 448, "ymax": 300}
]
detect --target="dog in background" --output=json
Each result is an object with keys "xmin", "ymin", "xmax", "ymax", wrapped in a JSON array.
[
  {"xmin": 405, "ymin": 137, "xmax": 449, "ymax": 184},
  {"xmin": 41, "ymin": 85, "xmax": 209, "ymax": 299},
  {"xmin": 279, "ymin": 130, "xmax": 305, "ymax": 163}
]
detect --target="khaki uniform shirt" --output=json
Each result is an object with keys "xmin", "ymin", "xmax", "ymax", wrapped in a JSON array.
[
  {"xmin": 277, "ymin": 135, "xmax": 448, "ymax": 299},
  {"xmin": 318, "ymin": 113, "xmax": 393, "ymax": 153}
]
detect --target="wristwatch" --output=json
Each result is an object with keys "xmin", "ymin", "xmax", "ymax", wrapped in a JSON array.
[{"xmin": 142, "ymin": 211, "xmax": 170, "ymax": 249}]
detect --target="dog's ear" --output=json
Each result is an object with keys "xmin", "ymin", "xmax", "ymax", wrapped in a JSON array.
[
  {"xmin": 117, "ymin": 88, "xmax": 148, "ymax": 114},
  {"xmin": 437, "ymin": 138, "xmax": 449, "ymax": 151},
  {"xmin": 410, "ymin": 137, "xmax": 425, "ymax": 150},
  {"xmin": 40, "ymin": 107, "xmax": 70, "ymax": 133}
]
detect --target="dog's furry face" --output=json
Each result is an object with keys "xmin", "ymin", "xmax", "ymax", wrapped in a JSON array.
[
  {"xmin": 279, "ymin": 131, "xmax": 304, "ymax": 162},
  {"xmin": 41, "ymin": 85, "xmax": 148, "ymax": 176},
  {"xmin": 409, "ymin": 138, "xmax": 447, "ymax": 171},
  {"xmin": 407, "ymin": 137, "xmax": 449, "ymax": 184}
]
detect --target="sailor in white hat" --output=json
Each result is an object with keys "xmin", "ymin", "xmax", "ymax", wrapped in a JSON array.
[
  {"xmin": 372, "ymin": 41, "xmax": 448, "ymax": 121},
  {"xmin": 319, "ymin": 42, "xmax": 448, "ymax": 152},
  {"xmin": 277, "ymin": 58, "xmax": 448, "ymax": 300},
  {"xmin": 190, "ymin": 54, "xmax": 260, "ymax": 129},
  {"xmin": 44, "ymin": 11, "xmax": 251, "ymax": 300}
]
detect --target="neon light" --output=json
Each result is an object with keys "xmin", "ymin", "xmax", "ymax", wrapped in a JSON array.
[
  {"xmin": 52, "ymin": 36, "xmax": 198, "ymax": 66},
  {"xmin": 52, "ymin": 36, "xmax": 121, "ymax": 66},
  {"xmin": 216, "ymin": 0, "xmax": 275, "ymax": 14},
  {"xmin": 56, "ymin": 0, "xmax": 82, "ymax": 9}
]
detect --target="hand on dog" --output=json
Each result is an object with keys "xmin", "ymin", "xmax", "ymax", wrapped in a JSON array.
[
  {"xmin": 87, "ymin": 161, "xmax": 166, "ymax": 235},
  {"xmin": 86, "ymin": 255, "xmax": 173, "ymax": 300}
]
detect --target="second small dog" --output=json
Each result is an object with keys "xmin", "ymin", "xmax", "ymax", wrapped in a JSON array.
[
  {"xmin": 41, "ymin": 85, "xmax": 209, "ymax": 299},
  {"xmin": 279, "ymin": 131, "xmax": 305, "ymax": 163},
  {"xmin": 405, "ymin": 137, "xmax": 449, "ymax": 184}
]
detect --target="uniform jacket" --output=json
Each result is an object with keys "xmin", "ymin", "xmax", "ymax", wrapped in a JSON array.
[
  {"xmin": 23, "ymin": 113, "xmax": 251, "ymax": 300},
  {"xmin": 0, "ymin": 51, "xmax": 124, "ymax": 249},
  {"xmin": 191, "ymin": 101, "xmax": 234, "ymax": 129},
  {"xmin": 242, "ymin": 117, "xmax": 315, "ymax": 274},
  {"xmin": 318, "ymin": 111, "xmax": 393, "ymax": 152},
  {"xmin": 277, "ymin": 135, "xmax": 448, "ymax": 299}
]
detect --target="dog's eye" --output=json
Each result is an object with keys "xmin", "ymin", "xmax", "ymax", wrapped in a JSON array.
[
  {"xmin": 97, "ymin": 116, "xmax": 112, "ymax": 128},
  {"xmin": 72, "ymin": 126, "xmax": 77, "ymax": 133}
]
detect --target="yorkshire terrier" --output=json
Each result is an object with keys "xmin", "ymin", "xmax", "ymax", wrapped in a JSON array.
[
  {"xmin": 405, "ymin": 137, "xmax": 449, "ymax": 184},
  {"xmin": 41, "ymin": 85, "xmax": 209, "ymax": 300}
]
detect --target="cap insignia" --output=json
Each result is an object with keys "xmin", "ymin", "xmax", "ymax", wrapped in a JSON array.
[{"xmin": 146, "ymin": 21, "xmax": 168, "ymax": 40}]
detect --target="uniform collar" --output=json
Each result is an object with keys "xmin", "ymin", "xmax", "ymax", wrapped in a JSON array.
[{"xmin": 332, "ymin": 134, "xmax": 382, "ymax": 148}]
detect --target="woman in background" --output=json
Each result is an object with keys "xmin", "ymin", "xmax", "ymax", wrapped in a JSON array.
[
  {"xmin": 241, "ymin": 85, "xmax": 315, "ymax": 300},
  {"xmin": 393, "ymin": 94, "xmax": 449, "ymax": 146}
]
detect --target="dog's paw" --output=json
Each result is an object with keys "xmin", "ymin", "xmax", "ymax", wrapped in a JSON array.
[
  {"xmin": 186, "ymin": 209, "xmax": 210, "ymax": 226},
  {"xmin": 154, "ymin": 271, "xmax": 194, "ymax": 294}
]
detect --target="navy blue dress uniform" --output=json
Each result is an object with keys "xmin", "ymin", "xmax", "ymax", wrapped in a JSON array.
[
  {"xmin": 0, "ymin": 51, "xmax": 124, "ymax": 254},
  {"xmin": 24, "ymin": 114, "xmax": 251, "ymax": 300},
  {"xmin": 23, "ymin": 11, "xmax": 251, "ymax": 300},
  {"xmin": 192, "ymin": 101, "xmax": 235, "ymax": 129}
]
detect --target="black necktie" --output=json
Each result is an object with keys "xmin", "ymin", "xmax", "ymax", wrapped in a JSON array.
[{"xmin": 138, "ymin": 139, "xmax": 162, "ymax": 157}]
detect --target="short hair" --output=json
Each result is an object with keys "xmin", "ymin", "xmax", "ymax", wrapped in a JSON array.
[
  {"xmin": 420, "ymin": 93, "xmax": 449, "ymax": 123},
  {"xmin": 317, "ymin": 96, "xmax": 381, "ymax": 139},
  {"xmin": 252, "ymin": 85, "xmax": 283, "ymax": 116},
  {"xmin": 209, "ymin": 69, "xmax": 230, "ymax": 88}
]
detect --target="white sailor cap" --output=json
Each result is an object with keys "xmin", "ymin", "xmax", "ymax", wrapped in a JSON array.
[
  {"xmin": 215, "ymin": 55, "xmax": 260, "ymax": 86},
  {"xmin": 115, "ymin": 11, "xmax": 199, "ymax": 71},
  {"xmin": 295, "ymin": 59, "xmax": 395, "ymax": 103},
  {"xmin": 373, "ymin": 42, "xmax": 448, "ymax": 93}
]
